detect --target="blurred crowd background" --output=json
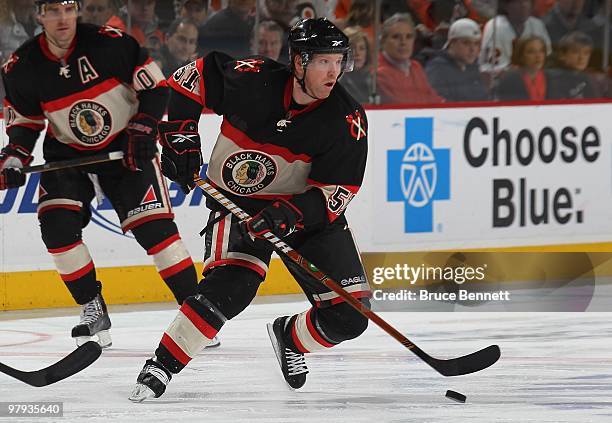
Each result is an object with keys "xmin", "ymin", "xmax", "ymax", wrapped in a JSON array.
[{"xmin": 1, "ymin": 0, "xmax": 611, "ymax": 109}]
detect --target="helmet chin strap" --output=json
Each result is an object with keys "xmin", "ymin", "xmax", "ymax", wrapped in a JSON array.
[{"xmin": 295, "ymin": 67, "xmax": 324, "ymax": 102}]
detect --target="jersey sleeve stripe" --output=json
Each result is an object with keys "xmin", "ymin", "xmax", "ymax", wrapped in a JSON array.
[
  {"xmin": 167, "ymin": 59, "xmax": 205, "ymax": 105},
  {"xmin": 133, "ymin": 57, "xmax": 167, "ymax": 91}
]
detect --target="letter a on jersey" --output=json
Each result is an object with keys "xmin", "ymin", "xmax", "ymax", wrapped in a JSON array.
[
  {"xmin": 141, "ymin": 186, "xmax": 158, "ymax": 204},
  {"xmin": 78, "ymin": 56, "xmax": 99, "ymax": 84}
]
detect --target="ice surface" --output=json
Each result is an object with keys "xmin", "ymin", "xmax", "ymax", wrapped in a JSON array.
[{"xmin": 1, "ymin": 298, "xmax": 612, "ymax": 422}]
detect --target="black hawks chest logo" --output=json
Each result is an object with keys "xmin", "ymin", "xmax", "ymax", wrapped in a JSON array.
[
  {"xmin": 69, "ymin": 101, "xmax": 112, "ymax": 145},
  {"xmin": 222, "ymin": 150, "xmax": 278, "ymax": 195}
]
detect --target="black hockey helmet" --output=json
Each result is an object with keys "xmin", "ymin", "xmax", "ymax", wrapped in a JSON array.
[
  {"xmin": 35, "ymin": 0, "xmax": 81, "ymax": 13},
  {"xmin": 288, "ymin": 18, "xmax": 354, "ymax": 73}
]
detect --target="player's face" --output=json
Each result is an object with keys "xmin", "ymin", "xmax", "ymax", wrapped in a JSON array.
[
  {"xmin": 167, "ymin": 23, "xmax": 198, "ymax": 62},
  {"xmin": 255, "ymin": 28, "xmax": 282, "ymax": 60},
  {"xmin": 39, "ymin": 2, "xmax": 78, "ymax": 46},
  {"xmin": 382, "ymin": 21, "xmax": 415, "ymax": 62},
  {"xmin": 302, "ymin": 53, "xmax": 344, "ymax": 99},
  {"xmin": 81, "ymin": 0, "xmax": 113, "ymax": 26}
]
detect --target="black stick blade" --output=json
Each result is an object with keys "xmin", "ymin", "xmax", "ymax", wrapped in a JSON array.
[
  {"xmin": 0, "ymin": 341, "xmax": 102, "ymax": 387},
  {"xmin": 426, "ymin": 344, "xmax": 501, "ymax": 377}
]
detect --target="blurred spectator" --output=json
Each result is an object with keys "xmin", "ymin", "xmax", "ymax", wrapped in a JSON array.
[
  {"xmin": 533, "ymin": 0, "xmax": 556, "ymax": 17},
  {"xmin": 341, "ymin": 26, "xmax": 373, "ymax": 104},
  {"xmin": 310, "ymin": 0, "xmax": 338, "ymax": 19},
  {"xmin": 81, "ymin": 0, "xmax": 121, "ymax": 27},
  {"xmin": 479, "ymin": 0, "xmax": 552, "ymax": 73},
  {"xmin": 336, "ymin": 0, "xmax": 375, "ymax": 42},
  {"xmin": 377, "ymin": 13, "xmax": 444, "ymax": 104},
  {"xmin": 121, "ymin": 0, "xmax": 165, "ymax": 47},
  {"xmin": 411, "ymin": 0, "xmax": 476, "ymax": 55},
  {"xmin": 543, "ymin": 0, "xmax": 598, "ymax": 46},
  {"xmin": 470, "ymin": 0, "xmax": 497, "ymax": 20},
  {"xmin": 588, "ymin": 0, "xmax": 612, "ymax": 72},
  {"xmin": 496, "ymin": 35, "xmax": 549, "ymax": 100},
  {"xmin": 547, "ymin": 31, "xmax": 598, "ymax": 98},
  {"xmin": 426, "ymin": 18, "xmax": 489, "ymax": 101},
  {"xmin": 160, "ymin": 19, "xmax": 199, "ymax": 77},
  {"xmin": 198, "ymin": 0, "xmax": 256, "ymax": 57},
  {"xmin": 259, "ymin": 0, "xmax": 298, "ymax": 28},
  {"xmin": 258, "ymin": 0, "xmax": 318, "ymax": 29},
  {"xmin": 177, "ymin": 0, "xmax": 209, "ymax": 26},
  {"xmin": 0, "ymin": 0, "xmax": 40, "ymax": 61},
  {"xmin": 251, "ymin": 20, "xmax": 284, "ymax": 61}
]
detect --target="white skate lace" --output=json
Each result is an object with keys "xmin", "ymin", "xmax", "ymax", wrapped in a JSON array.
[
  {"xmin": 285, "ymin": 349, "xmax": 308, "ymax": 376},
  {"xmin": 143, "ymin": 364, "xmax": 170, "ymax": 386},
  {"xmin": 79, "ymin": 296, "xmax": 103, "ymax": 325}
]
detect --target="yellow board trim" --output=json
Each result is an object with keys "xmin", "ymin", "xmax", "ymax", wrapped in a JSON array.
[
  {"xmin": 2, "ymin": 242, "xmax": 612, "ymax": 311},
  {"xmin": 0, "ymin": 260, "xmax": 301, "ymax": 311}
]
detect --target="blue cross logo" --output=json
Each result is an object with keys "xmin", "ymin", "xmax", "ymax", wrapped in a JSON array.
[{"xmin": 387, "ymin": 118, "xmax": 450, "ymax": 233}]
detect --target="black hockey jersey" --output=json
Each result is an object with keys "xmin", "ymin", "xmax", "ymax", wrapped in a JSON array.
[
  {"xmin": 1, "ymin": 24, "xmax": 167, "ymax": 156},
  {"xmin": 168, "ymin": 53, "xmax": 368, "ymax": 224}
]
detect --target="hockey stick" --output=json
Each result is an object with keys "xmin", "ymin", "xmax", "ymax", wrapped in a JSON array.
[
  {"xmin": 21, "ymin": 151, "xmax": 124, "ymax": 174},
  {"xmin": 194, "ymin": 178, "xmax": 501, "ymax": 377},
  {"xmin": 0, "ymin": 341, "xmax": 102, "ymax": 387}
]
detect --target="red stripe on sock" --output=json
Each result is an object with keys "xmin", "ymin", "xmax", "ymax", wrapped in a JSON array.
[
  {"xmin": 61, "ymin": 261, "xmax": 94, "ymax": 282},
  {"xmin": 203, "ymin": 258, "xmax": 266, "ymax": 278},
  {"xmin": 305, "ymin": 309, "xmax": 334, "ymax": 348},
  {"xmin": 180, "ymin": 302, "xmax": 219, "ymax": 339},
  {"xmin": 291, "ymin": 320, "xmax": 310, "ymax": 353},
  {"xmin": 159, "ymin": 257, "xmax": 194, "ymax": 279},
  {"xmin": 147, "ymin": 233, "xmax": 181, "ymax": 255},
  {"xmin": 161, "ymin": 333, "xmax": 191, "ymax": 365},
  {"xmin": 48, "ymin": 240, "xmax": 83, "ymax": 254}
]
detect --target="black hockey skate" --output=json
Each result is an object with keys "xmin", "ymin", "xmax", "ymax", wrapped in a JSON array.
[
  {"xmin": 267, "ymin": 316, "xmax": 308, "ymax": 389},
  {"xmin": 129, "ymin": 358, "xmax": 172, "ymax": 402},
  {"xmin": 71, "ymin": 293, "xmax": 112, "ymax": 348}
]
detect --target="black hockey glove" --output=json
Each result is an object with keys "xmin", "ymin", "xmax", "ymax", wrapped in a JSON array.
[
  {"xmin": 122, "ymin": 113, "xmax": 159, "ymax": 172},
  {"xmin": 239, "ymin": 199, "xmax": 304, "ymax": 246},
  {"xmin": 0, "ymin": 144, "xmax": 33, "ymax": 190},
  {"xmin": 158, "ymin": 120, "xmax": 202, "ymax": 194}
]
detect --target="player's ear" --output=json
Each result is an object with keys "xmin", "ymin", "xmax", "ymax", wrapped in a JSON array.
[{"xmin": 293, "ymin": 54, "xmax": 304, "ymax": 79}]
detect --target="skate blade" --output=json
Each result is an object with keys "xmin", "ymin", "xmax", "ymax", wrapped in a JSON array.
[
  {"xmin": 266, "ymin": 323, "xmax": 283, "ymax": 369},
  {"xmin": 128, "ymin": 383, "xmax": 156, "ymax": 403},
  {"xmin": 75, "ymin": 330, "xmax": 112, "ymax": 349},
  {"xmin": 205, "ymin": 336, "xmax": 221, "ymax": 349}
]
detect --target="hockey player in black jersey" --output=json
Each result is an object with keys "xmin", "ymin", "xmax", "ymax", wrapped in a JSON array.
[
  {"xmin": 130, "ymin": 18, "xmax": 371, "ymax": 401},
  {"xmin": 0, "ymin": 0, "xmax": 202, "ymax": 348}
]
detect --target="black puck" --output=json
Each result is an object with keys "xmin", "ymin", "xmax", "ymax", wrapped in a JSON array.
[{"xmin": 445, "ymin": 389, "xmax": 466, "ymax": 403}]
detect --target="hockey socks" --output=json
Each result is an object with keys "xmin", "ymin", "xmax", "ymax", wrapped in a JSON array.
[
  {"xmin": 147, "ymin": 234, "xmax": 198, "ymax": 304},
  {"xmin": 287, "ymin": 309, "xmax": 337, "ymax": 353},
  {"xmin": 155, "ymin": 294, "xmax": 227, "ymax": 373}
]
